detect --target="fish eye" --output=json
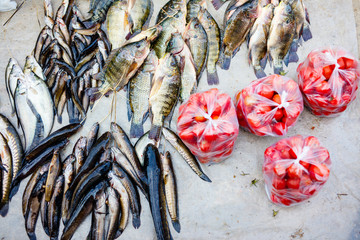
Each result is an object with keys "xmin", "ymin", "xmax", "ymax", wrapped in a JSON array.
[{"xmin": 136, "ymin": 43, "xmax": 141, "ymax": 48}]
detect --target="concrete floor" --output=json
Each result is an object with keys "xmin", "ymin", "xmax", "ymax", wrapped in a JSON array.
[
  {"xmin": 0, "ymin": 0, "xmax": 360, "ymax": 239},
  {"xmin": 354, "ymin": 0, "xmax": 360, "ymax": 55}
]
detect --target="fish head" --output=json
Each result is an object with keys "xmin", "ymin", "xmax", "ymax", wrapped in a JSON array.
[
  {"xmin": 131, "ymin": 39, "xmax": 151, "ymax": 60},
  {"xmin": 166, "ymin": 32, "xmax": 184, "ymax": 55},
  {"xmin": 144, "ymin": 50, "xmax": 159, "ymax": 72}
]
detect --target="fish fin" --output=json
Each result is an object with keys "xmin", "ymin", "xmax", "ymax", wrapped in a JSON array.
[
  {"xmin": 127, "ymin": 91, "xmax": 132, "ymax": 122},
  {"xmin": 27, "ymin": 232, "xmax": 37, "ymax": 240},
  {"xmin": 26, "ymin": 98, "xmax": 45, "ymax": 149},
  {"xmin": 301, "ymin": 25, "xmax": 312, "ymax": 41},
  {"xmin": 0, "ymin": 203, "xmax": 9, "ymax": 217},
  {"xmin": 211, "ymin": 0, "xmax": 225, "ymax": 10},
  {"xmin": 290, "ymin": 39, "xmax": 299, "ymax": 53},
  {"xmin": 284, "ymin": 52, "xmax": 290, "ymax": 67},
  {"xmin": 207, "ymin": 70, "xmax": 219, "ymax": 85},
  {"xmin": 260, "ymin": 55, "xmax": 267, "ymax": 70},
  {"xmin": 132, "ymin": 215, "xmax": 141, "ymax": 229},
  {"xmin": 200, "ymin": 173, "xmax": 212, "ymax": 182},
  {"xmin": 142, "ymin": 110, "xmax": 149, "ymax": 124},
  {"xmin": 172, "ymin": 219, "xmax": 181, "ymax": 233},
  {"xmin": 130, "ymin": 121, "xmax": 144, "ymax": 138},
  {"xmin": 274, "ymin": 66, "xmax": 283, "ymax": 75},
  {"xmin": 288, "ymin": 51, "xmax": 299, "ymax": 63},
  {"xmin": 220, "ymin": 54, "xmax": 231, "ymax": 70},
  {"xmin": 148, "ymin": 125, "xmax": 162, "ymax": 141},
  {"xmin": 57, "ymin": 113, "xmax": 62, "ymax": 124},
  {"xmin": 86, "ymin": 87, "xmax": 101, "ymax": 102},
  {"xmin": 115, "ymin": 230, "xmax": 123, "ymax": 239},
  {"xmin": 9, "ymin": 183, "xmax": 19, "ymax": 200}
]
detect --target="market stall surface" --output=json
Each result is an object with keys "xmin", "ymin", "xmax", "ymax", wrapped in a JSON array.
[{"xmin": 0, "ymin": 0, "xmax": 359, "ymax": 239}]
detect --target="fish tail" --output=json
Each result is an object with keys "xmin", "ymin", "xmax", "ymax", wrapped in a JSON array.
[
  {"xmin": 211, "ymin": 0, "xmax": 225, "ymax": 10},
  {"xmin": 274, "ymin": 66, "xmax": 283, "ymax": 75},
  {"xmin": 0, "ymin": 202, "xmax": 9, "ymax": 217},
  {"xmin": 9, "ymin": 182, "xmax": 20, "ymax": 200},
  {"xmin": 288, "ymin": 51, "xmax": 299, "ymax": 63},
  {"xmin": 172, "ymin": 219, "xmax": 181, "ymax": 233},
  {"xmin": 254, "ymin": 68, "xmax": 266, "ymax": 79},
  {"xmin": 200, "ymin": 173, "xmax": 212, "ymax": 182},
  {"xmin": 132, "ymin": 215, "xmax": 141, "ymax": 229},
  {"xmin": 27, "ymin": 232, "xmax": 37, "ymax": 240},
  {"xmin": 302, "ymin": 25, "xmax": 312, "ymax": 41},
  {"xmin": 115, "ymin": 230, "xmax": 123, "ymax": 239},
  {"xmin": 149, "ymin": 124, "xmax": 162, "ymax": 142},
  {"xmin": 220, "ymin": 54, "xmax": 231, "ymax": 70},
  {"xmin": 207, "ymin": 69, "xmax": 219, "ymax": 85},
  {"xmin": 130, "ymin": 121, "xmax": 144, "ymax": 138},
  {"xmin": 57, "ymin": 114, "xmax": 62, "ymax": 124},
  {"xmin": 290, "ymin": 40, "xmax": 299, "ymax": 53},
  {"xmin": 260, "ymin": 56, "xmax": 268, "ymax": 70}
]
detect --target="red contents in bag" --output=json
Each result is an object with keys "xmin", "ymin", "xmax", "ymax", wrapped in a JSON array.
[
  {"xmin": 263, "ymin": 135, "xmax": 331, "ymax": 207},
  {"xmin": 297, "ymin": 48, "xmax": 360, "ymax": 116},
  {"xmin": 177, "ymin": 88, "xmax": 239, "ymax": 164},
  {"xmin": 235, "ymin": 75, "xmax": 304, "ymax": 136}
]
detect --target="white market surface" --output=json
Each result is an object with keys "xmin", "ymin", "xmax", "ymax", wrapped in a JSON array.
[{"xmin": 0, "ymin": 0, "xmax": 359, "ymax": 239}]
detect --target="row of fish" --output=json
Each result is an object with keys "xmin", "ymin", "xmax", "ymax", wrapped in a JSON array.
[
  {"xmin": 33, "ymin": 0, "xmax": 110, "ymax": 124},
  {"xmin": 220, "ymin": 0, "xmax": 312, "ymax": 77},
  {"xmin": 16, "ymin": 120, "xmax": 210, "ymax": 240}
]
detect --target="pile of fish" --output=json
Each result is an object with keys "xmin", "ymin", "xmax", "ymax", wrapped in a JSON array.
[
  {"xmin": 6, "ymin": 56, "xmax": 54, "ymax": 151},
  {"xmin": 14, "ymin": 120, "xmax": 209, "ymax": 240},
  {"xmin": 0, "ymin": 114, "xmax": 23, "ymax": 217},
  {"xmin": 34, "ymin": 0, "xmax": 110, "ymax": 124},
  {"xmin": 218, "ymin": 0, "xmax": 312, "ymax": 77}
]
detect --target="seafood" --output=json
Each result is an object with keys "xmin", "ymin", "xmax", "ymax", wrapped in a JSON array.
[
  {"xmin": 166, "ymin": 32, "xmax": 197, "ymax": 101},
  {"xmin": 221, "ymin": 0, "xmax": 259, "ymax": 70},
  {"xmin": 184, "ymin": 18, "xmax": 208, "ymax": 81},
  {"xmin": 148, "ymin": 53, "xmax": 181, "ymax": 141},
  {"xmin": 160, "ymin": 151, "xmax": 180, "ymax": 233},
  {"xmin": 198, "ymin": 8, "xmax": 221, "ymax": 85},
  {"xmin": 0, "ymin": 133, "xmax": 12, "ymax": 216},
  {"xmin": 128, "ymin": 50, "xmax": 158, "ymax": 138},
  {"xmin": 267, "ymin": 1, "xmax": 296, "ymax": 74},
  {"xmin": 129, "ymin": 0, "xmax": 153, "ymax": 36},
  {"xmin": 248, "ymin": 3, "xmax": 275, "ymax": 78}
]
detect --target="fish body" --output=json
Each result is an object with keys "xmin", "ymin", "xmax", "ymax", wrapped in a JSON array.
[
  {"xmin": 183, "ymin": 18, "xmax": 208, "ymax": 81},
  {"xmin": 5, "ymin": 58, "xmax": 22, "ymax": 114},
  {"xmin": 198, "ymin": 8, "xmax": 221, "ymax": 85},
  {"xmin": 221, "ymin": 0, "xmax": 259, "ymax": 70},
  {"xmin": 160, "ymin": 151, "xmax": 180, "ymax": 232},
  {"xmin": 62, "ymin": 154, "xmax": 75, "ymax": 224},
  {"xmin": 248, "ymin": 3, "xmax": 275, "ymax": 78},
  {"xmin": 73, "ymin": 136, "xmax": 87, "ymax": 175},
  {"xmin": 95, "ymin": 39, "xmax": 150, "ymax": 97},
  {"xmin": 90, "ymin": 186, "xmax": 107, "ymax": 240},
  {"xmin": 157, "ymin": 0, "xmax": 187, "ymax": 24},
  {"xmin": 128, "ymin": 50, "xmax": 158, "ymax": 138},
  {"xmin": 129, "ymin": 0, "xmax": 153, "ymax": 36},
  {"xmin": 86, "ymin": 122, "xmax": 99, "ymax": 155},
  {"xmin": 113, "ymin": 162, "xmax": 141, "ymax": 228},
  {"xmin": 267, "ymin": 1, "xmax": 296, "ymax": 74},
  {"xmin": 106, "ymin": 0, "xmax": 131, "ymax": 49},
  {"xmin": 91, "ymin": 0, "xmax": 114, "ymax": 23},
  {"xmin": 162, "ymin": 127, "xmax": 211, "ymax": 182},
  {"xmin": 166, "ymin": 32, "xmax": 197, "ymax": 102},
  {"xmin": 186, "ymin": 0, "xmax": 207, "ymax": 23},
  {"xmin": 48, "ymin": 175, "xmax": 64, "ymax": 240},
  {"xmin": 148, "ymin": 53, "xmax": 181, "ymax": 141},
  {"xmin": 106, "ymin": 187, "xmax": 120, "ymax": 240},
  {"xmin": 0, "ymin": 114, "xmax": 23, "ymax": 183},
  {"xmin": 107, "ymin": 171, "xmax": 130, "ymax": 237},
  {"xmin": 61, "ymin": 181, "xmax": 108, "ymax": 240},
  {"xmin": 45, "ymin": 149, "xmax": 61, "ymax": 202},
  {"xmin": 111, "ymin": 122, "xmax": 147, "ymax": 184},
  {"xmin": 143, "ymin": 144, "xmax": 172, "ymax": 240},
  {"xmin": 153, "ymin": 9, "xmax": 186, "ymax": 59},
  {"xmin": 0, "ymin": 133, "xmax": 12, "ymax": 216}
]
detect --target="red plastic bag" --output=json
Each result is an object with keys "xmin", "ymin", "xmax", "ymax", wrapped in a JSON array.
[
  {"xmin": 235, "ymin": 75, "xmax": 303, "ymax": 136},
  {"xmin": 177, "ymin": 88, "xmax": 239, "ymax": 164},
  {"xmin": 297, "ymin": 48, "xmax": 360, "ymax": 116},
  {"xmin": 263, "ymin": 135, "xmax": 331, "ymax": 207}
]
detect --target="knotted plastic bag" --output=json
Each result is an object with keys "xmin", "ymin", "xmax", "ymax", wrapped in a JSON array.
[
  {"xmin": 263, "ymin": 135, "xmax": 331, "ymax": 207},
  {"xmin": 235, "ymin": 75, "xmax": 303, "ymax": 136},
  {"xmin": 297, "ymin": 48, "xmax": 360, "ymax": 116},
  {"xmin": 177, "ymin": 88, "xmax": 239, "ymax": 164}
]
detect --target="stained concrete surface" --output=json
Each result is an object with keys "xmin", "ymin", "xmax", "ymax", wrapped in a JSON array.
[{"xmin": 0, "ymin": 0, "xmax": 360, "ymax": 239}]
